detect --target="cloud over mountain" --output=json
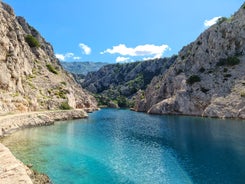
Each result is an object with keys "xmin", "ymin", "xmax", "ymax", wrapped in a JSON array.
[
  {"xmin": 204, "ymin": 16, "xmax": 222, "ymax": 27},
  {"xmin": 101, "ymin": 44, "xmax": 170, "ymax": 61}
]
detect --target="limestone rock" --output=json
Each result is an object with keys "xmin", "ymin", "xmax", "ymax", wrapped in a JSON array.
[
  {"xmin": 0, "ymin": 2, "xmax": 97, "ymax": 114},
  {"xmin": 0, "ymin": 143, "xmax": 33, "ymax": 184},
  {"xmin": 134, "ymin": 3, "xmax": 245, "ymax": 119}
]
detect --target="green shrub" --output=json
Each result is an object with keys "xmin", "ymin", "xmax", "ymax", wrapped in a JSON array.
[
  {"xmin": 241, "ymin": 91, "xmax": 245, "ymax": 98},
  {"xmin": 197, "ymin": 41, "xmax": 202, "ymax": 45},
  {"xmin": 187, "ymin": 75, "xmax": 201, "ymax": 85},
  {"xmin": 176, "ymin": 69, "xmax": 183, "ymax": 75},
  {"xmin": 217, "ymin": 17, "xmax": 228, "ymax": 25},
  {"xmin": 226, "ymin": 57, "xmax": 240, "ymax": 66},
  {"xmin": 217, "ymin": 56, "xmax": 240, "ymax": 66},
  {"xmin": 116, "ymin": 96, "xmax": 129, "ymax": 108},
  {"xmin": 199, "ymin": 67, "xmax": 205, "ymax": 73},
  {"xmin": 60, "ymin": 81, "xmax": 67, "ymax": 86},
  {"xmin": 224, "ymin": 74, "xmax": 232, "ymax": 78},
  {"xmin": 25, "ymin": 35, "xmax": 40, "ymax": 48},
  {"xmin": 55, "ymin": 90, "xmax": 67, "ymax": 99},
  {"xmin": 46, "ymin": 64, "xmax": 58, "ymax": 74},
  {"xmin": 59, "ymin": 102, "xmax": 72, "ymax": 110},
  {"xmin": 201, "ymin": 87, "xmax": 209, "ymax": 94}
]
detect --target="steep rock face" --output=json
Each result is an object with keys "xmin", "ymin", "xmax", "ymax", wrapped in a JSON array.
[
  {"xmin": 135, "ymin": 4, "xmax": 245, "ymax": 119},
  {"xmin": 82, "ymin": 57, "xmax": 176, "ymax": 107},
  {"xmin": 0, "ymin": 2, "xmax": 97, "ymax": 114}
]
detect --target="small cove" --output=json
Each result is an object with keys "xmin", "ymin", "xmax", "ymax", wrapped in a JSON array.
[{"xmin": 2, "ymin": 108, "xmax": 245, "ymax": 184}]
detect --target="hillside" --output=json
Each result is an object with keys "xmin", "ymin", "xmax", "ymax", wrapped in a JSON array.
[
  {"xmin": 81, "ymin": 57, "xmax": 176, "ymax": 107},
  {"xmin": 61, "ymin": 61, "xmax": 107, "ymax": 75},
  {"xmin": 134, "ymin": 4, "xmax": 245, "ymax": 119},
  {"xmin": 0, "ymin": 2, "xmax": 97, "ymax": 114}
]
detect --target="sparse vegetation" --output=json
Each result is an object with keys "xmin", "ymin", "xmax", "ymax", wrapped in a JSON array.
[
  {"xmin": 241, "ymin": 91, "xmax": 245, "ymax": 97},
  {"xmin": 197, "ymin": 41, "xmax": 202, "ymax": 45},
  {"xmin": 176, "ymin": 69, "xmax": 183, "ymax": 75},
  {"xmin": 12, "ymin": 92, "xmax": 20, "ymax": 97},
  {"xmin": 59, "ymin": 102, "xmax": 72, "ymax": 110},
  {"xmin": 139, "ymin": 91, "xmax": 145, "ymax": 99},
  {"xmin": 61, "ymin": 81, "xmax": 67, "ymax": 86},
  {"xmin": 187, "ymin": 75, "xmax": 201, "ymax": 85},
  {"xmin": 217, "ymin": 17, "xmax": 228, "ymax": 25},
  {"xmin": 55, "ymin": 90, "xmax": 67, "ymax": 99},
  {"xmin": 25, "ymin": 35, "xmax": 40, "ymax": 48},
  {"xmin": 199, "ymin": 67, "xmax": 205, "ymax": 73},
  {"xmin": 27, "ymin": 81, "xmax": 36, "ymax": 89},
  {"xmin": 201, "ymin": 87, "xmax": 209, "ymax": 94},
  {"xmin": 46, "ymin": 64, "xmax": 58, "ymax": 74},
  {"xmin": 217, "ymin": 56, "xmax": 240, "ymax": 66},
  {"xmin": 224, "ymin": 74, "xmax": 232, "ymax": 78},
  {"xmin": 116, "ymin": 96, "xmax": 128, "ymax": 108}
]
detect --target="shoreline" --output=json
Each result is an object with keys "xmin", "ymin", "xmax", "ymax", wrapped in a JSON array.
[{"xmin": 0, "ymin": 109, "xmax": 92, "ymax": 184}]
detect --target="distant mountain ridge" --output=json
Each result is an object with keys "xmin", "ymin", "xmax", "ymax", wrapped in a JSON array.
[
  {"xmin": 81, "ymin": 57, "xmax": 176, "ymax": 107},
  {"xmin": 61, "ymin": 61, "xmax": 107, "ymax": 75}
]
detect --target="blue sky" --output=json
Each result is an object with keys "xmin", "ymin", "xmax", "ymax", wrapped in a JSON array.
[{"xmin": 3, "ymin": 0, "xmax": 244, "ymax": 63}]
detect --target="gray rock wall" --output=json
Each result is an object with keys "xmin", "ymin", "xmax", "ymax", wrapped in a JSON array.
[{"xmin": 135, "ymin": 4, "xmax": 245, "ymax": 119}]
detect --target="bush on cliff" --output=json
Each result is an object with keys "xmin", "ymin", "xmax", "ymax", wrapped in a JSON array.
[
  {"xmin": 59, "ymin": 102, "xmax": 72, "ymax": 110},
  {"xmin": 46, "ymin": 64, "xmax": 58, "ymax": 74},
  {"xmin": 25, "ymin": 35, "xmax": 40, "ymax": 48},
  {"xmin": 217, "ymin": 56, "xmax": 240, "ymax": 66},
  {"xmin": 187, "ymin": 75, "xmax": 201, "ymax": 85}
]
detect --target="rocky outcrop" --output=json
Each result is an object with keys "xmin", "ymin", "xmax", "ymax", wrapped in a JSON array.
[
  {"xmin": 134, "ymin": 4, "xmax": 245, "ymax": 119},
  {"xmin": 0, "ymin": 2, "xmax": 97, "ymax": 114},
  {"xmin": 82, "ymin": 57, "xmax": 176, "ymax": 107},
  {"xmin": 0, "ymin": 143, "xmax": 52, "ymax": 184},
  {"xmin": 0, "ymin": 143, "xmax": 33, "ymax": 184}
]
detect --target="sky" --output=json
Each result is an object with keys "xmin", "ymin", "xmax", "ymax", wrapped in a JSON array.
[{"xmin": 3, "ymin": 0, "xmax": 245, "ymax": 63}]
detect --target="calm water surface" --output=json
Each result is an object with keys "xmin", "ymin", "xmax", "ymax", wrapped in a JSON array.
[{"xmin": 2, "ymin": 109, "xmax": 245, "ymax": 184}]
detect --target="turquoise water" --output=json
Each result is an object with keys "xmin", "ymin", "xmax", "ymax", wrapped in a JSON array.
[{"xmin": 2, "ymin": 109, "xmax": 245, "ymax": 184}]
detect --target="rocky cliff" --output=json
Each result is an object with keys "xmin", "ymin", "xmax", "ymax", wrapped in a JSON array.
[
  {"xmin": 134, "ymin": 4, "xmax": 245, "ymax": 119},
  {"xmin": 82, "ymin": 57, "xmax": 176, "ymax": 107},
  {"xmin": 0, "ymin": 2, "xmax": 97, "ymax": 114}
]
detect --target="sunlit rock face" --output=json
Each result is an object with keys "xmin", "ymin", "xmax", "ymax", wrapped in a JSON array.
[
  {"xmin": 135, "ymin": 3, "xmax": 245, "ymax": 119},
  {"xmin": 0, "ymin": 2, "xmax": 97, "ymax": 114}
]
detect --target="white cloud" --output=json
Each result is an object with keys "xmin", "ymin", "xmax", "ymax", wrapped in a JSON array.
[
  {"xmin": 55, "ymin": 52, "xmax": 78, "ymax": 61},
  {"xmin": 55, "ymin": 43, "xmax": 91, "ymax": 61},
  {"xmin": 204, "ymin": 16, "xmax": 221, "ymax": 27},
  {"xmin": 79, "ymin": 43, "xmax": 91, "ymax": 55},
  {"xmin": 55, "ymin": 54, "xmax": 65, "ymax": 61},
  {"xmin": 101, "ymin": 44, "xmax": 170, "ymax": 59},
  {"xmin": 73, "ymin": 56, "xmax": 81, "ymax": 60},
  {"xmin": 116, "ymin": 56, "xmax": 132, "ymax": 63},
  {"xmin": 65, "ymin": 52, "xmax": 74, "ymax": 57}
]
